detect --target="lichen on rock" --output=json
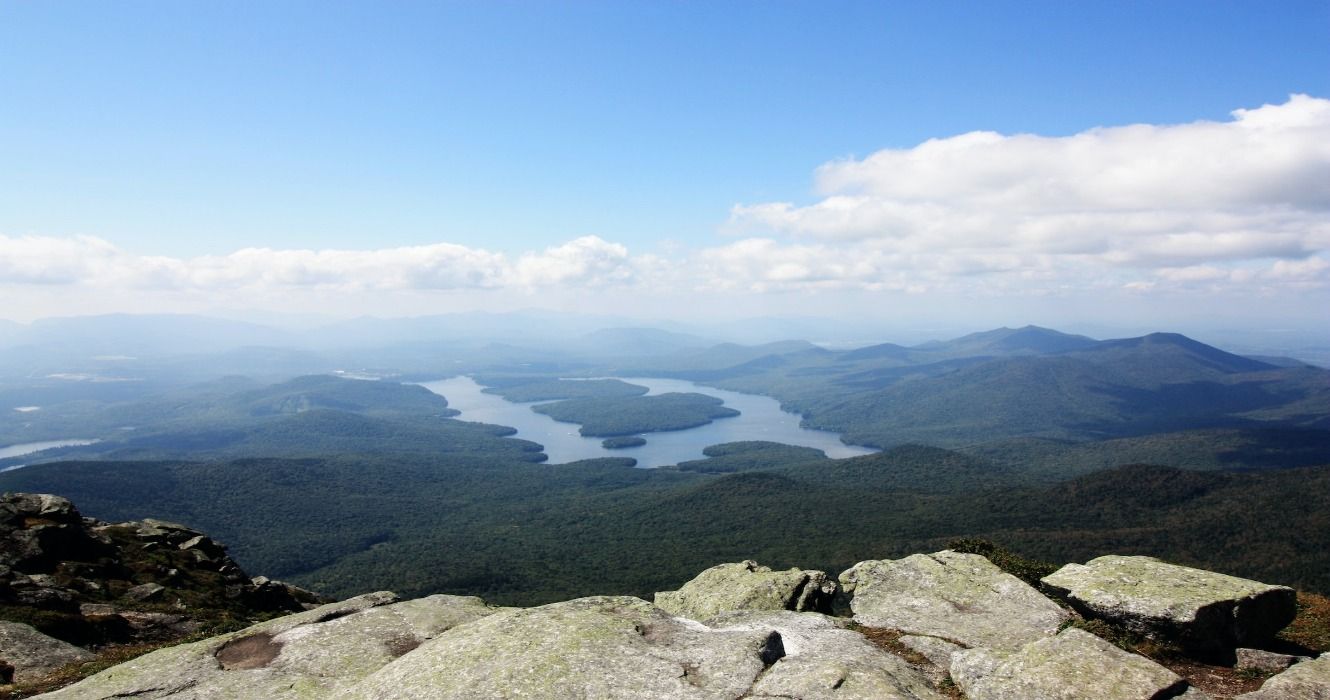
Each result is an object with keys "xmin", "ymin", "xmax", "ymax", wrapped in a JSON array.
[
  {"xmin": 654, "ymin": 560, "xmax": 837, "ymax": 621},
  {"xmin": 950, "ymin": 627, "xmax": 1192, "ymax": 700},
  {"xmin": 1042, "ymin": 555, "xmax": 1297, "ymax": 650},
  {"xmin": 839, "ymin": 550, "xmax": 1069, "ymax": 653}
]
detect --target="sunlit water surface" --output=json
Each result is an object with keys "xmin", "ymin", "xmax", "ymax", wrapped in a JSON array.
[{"xmin": 420, "ymin": 376, "xmax": 875, "ymax": 468}]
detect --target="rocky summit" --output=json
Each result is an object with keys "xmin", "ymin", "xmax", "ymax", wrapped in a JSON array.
[{"xmin": 18, "ymin": 555, "xmax": 1324, "ymax": 699}]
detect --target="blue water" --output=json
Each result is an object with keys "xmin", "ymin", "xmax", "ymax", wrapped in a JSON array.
[{"xmin": 420, "ymin": 376, "xmax": 875, "ymax": 468}]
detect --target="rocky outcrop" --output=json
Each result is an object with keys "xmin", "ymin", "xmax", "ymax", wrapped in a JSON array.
[
  {"xmin": 840, "ymin": 551, "xmax": 1069, "ymax": 657},
  {"xmin": 5, "ymin": 496, "xmax": 1316, "ymax": 700},
  {"xmin": 1235, "ymin": 647, "xmax": 1311, "ymax": 673},
  {"xmin": 1235, "ymin": 654, "xmax": 1330, "ymax": 699},
  {"xmin": 654, "ymin": 560, "xmax": 836, "ymax": 620},
  {"xmin": 950, "ymin": 627, "xmax": 1192, "ymax": 700},
  {"xmin": 1042, "ymin": 555, "xmax": 1297, "ymax": 650},
  {"xmin": 708, "ymin": 610, "xmax": 944, "ymax": 699},
  {"xmin": 0, "ymin": 621, "xmax": 95, "ymax": 684},
  {"xmin": 1, "ymin": 492, "xmax": 334, "ymax": 688},
  {"xmin": 1, "ymin": 493, "xmax": 324, "ymax": 630},
  {"xmin": 36, "ymin": 591, "xmax": 506, "ymax": 699},
  {"xmin": 39, "ymin": 595, "xmax": 946, "ymax": 700},
  {"xmin": 357, "ymin": 596, "xmax": 790, "ymax": 700}
]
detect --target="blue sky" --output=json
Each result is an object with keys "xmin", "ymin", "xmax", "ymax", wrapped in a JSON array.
[{"xmin": 1, "ymin": 1, "xmax": 1328, "ymax": 333}]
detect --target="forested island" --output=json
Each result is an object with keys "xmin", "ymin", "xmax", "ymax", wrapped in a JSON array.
[
  {"xmin": 602, "ymin": 436, "xmax": 647, "ymax": 449},
  {"xmin": 532, "ymin": 392, "xmax": 740, "ymax": 436}
]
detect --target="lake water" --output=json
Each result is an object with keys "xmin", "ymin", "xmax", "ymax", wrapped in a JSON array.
[
  {"xmin": 420, "ymin": 376, "xmax": 875, "ymax": 468},
  {"xmin": 0, "ymin": 439, "xmax": 100, "ymax": 468}
]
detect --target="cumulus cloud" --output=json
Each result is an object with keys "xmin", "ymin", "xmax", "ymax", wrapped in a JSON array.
[
  {"xmin": 4, "ymin": 96, "xmax": 1328, "ymax": 309},
  {"xmin": 0, "ymin": 234, "xmax": 641, "ymax": 293},
  {"xmin": 0, "ymin": 235, "xmax": 122, "ymax": 284},
  {"xmin": 722, "ymin": 94, "xmax": 1330, "ymax": 293}
]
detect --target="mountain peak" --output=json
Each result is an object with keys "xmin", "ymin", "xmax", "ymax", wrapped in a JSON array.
[{"xmin": 1085, "ymin": 333, "xmax": 1277, "ymax": 373}]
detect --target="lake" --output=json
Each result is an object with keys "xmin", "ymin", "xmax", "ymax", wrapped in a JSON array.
[
  {"xmin": 420, "ymin": 376, "xmax": 876, "ymax": 468},
  {"xmin": 0, "ymin": 439, "xmax": 100, "ymax": 468}
]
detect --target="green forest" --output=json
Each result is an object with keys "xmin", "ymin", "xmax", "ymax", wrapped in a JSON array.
[{"xmin": 2, "ymin": 327, "xmax": 1327, "ymax": 609}]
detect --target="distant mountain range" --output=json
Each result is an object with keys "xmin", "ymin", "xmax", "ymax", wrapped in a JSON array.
[{"xmin": 620, "ymin": 326, "xmax": 1329, "ymax": 451}]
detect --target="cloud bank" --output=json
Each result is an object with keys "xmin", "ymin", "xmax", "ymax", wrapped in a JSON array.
[
  {"xmin": 2, "ymin": 95, "xmax": 1327, "ymax": 312},
  {"xmin": 720, "ymin": 93, "xmax": 1330, "ymax": 293},
  {"xmin": 0, "ymin": 235, "xmax": 640, "ymax": 292}
]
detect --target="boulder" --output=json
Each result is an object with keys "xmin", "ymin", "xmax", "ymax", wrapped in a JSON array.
[
  {"xmin": 950, "ymin": 627, "xmax": 1193, "ymax": 700},
  {"xmin": 1041, "ymin": 556, "xmax": 1296, "ymax": 649},
  {"xmin": 654, "ymin": 560, "xmax": 836, "ymax": 620},
  {"xmin": 1235, "ymin": 655, "xmax": 1330, "ymax": 699},
  {"xmin": 839, "ymin": 551, "xmax": 1068, "ymax": 653},
  {"xmin": 0, "ymin": 620, "xmax": 95, "ymax": 684},
  {"xmin": 1235, "ymin": 647, "xmax": 1311, "ymax": 673},
  {"xmin": 124, "ymin": 582, "xmax": 166, "ymax": 602},
  {"xmin": 707, "ymin": 610, "xmax": 945, "ymax": 699},
  {"xmin": 1, "ymin": 494, "xmax": 110, "ymax": 575},
  {"xmin": 35, "ymin": 591, "xmax": 508, "ymax": 699},
  {"xmin": 353, "ymin": 596, "xmax": 787, "ymax": 700}
]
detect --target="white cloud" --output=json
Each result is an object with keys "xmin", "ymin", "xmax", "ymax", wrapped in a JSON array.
[
  {"xmin": 0, "ymin": 234, "xmax": 640, "ymax": 293},
  {"xmin": 722, "ymin": 94, "xmax": 1330, "ymax": 292},
  {"xmin": 510, "ymin": 236, "xmax": 634, "ymax": 287},
  {"xmin": 3, "ymin": 96, "xmax": 1327, "ymax": 320},
  {"xmin": 0, "ymin": 235, "xmax": 121, "ymax": 284}
]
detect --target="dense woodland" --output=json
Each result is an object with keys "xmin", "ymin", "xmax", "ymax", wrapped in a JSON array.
[{"xmin": 1, "ymin": 323, "xmax": 1327, "ymax": 607}]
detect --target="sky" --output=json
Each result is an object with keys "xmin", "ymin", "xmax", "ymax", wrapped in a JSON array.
[{"xmin": 1, "ymin": 1, "xmax": 1328, "ymax": 337}]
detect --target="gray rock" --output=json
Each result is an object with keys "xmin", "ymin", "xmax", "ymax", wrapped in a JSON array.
[
  {"xmin": 35, "ymin": 591, "xmax": 503, "ymax": 700},
  {"xmin": 840, "ymin": 551, "xmax": 1068, "ymax": 653},
  {"xmin": 124, "ymin": 582, "xmax": 166, "ymax": 602},
  {"xmin": 1236, "ymin": 647, "xmax": 1310, "ymax": 673},
  {"xmin": 2, "ymin": 494, "xmax": 77, "ymax": 520},
  {"xmin": 950, "ymin": 627, "xmax": 1189, "ymax": 700},
  {"xmin": 1235, "ymin": 654, "xmax": 1330, "ymax": 699},
  {"xmin": 354, "ymin": 595, "xmax": 786, "ymax": 700},
  {"xmin": 655, "ymin": 560, "xmax": 836, "ymax": 620},
  {"xmin": 899, "ymin": 634, "xmax": 965, "ymax": 669},
  {"xmin": 116, "ymin": 611, "xmax": 200, "ymax": 637},
  {"xmin": 708, "ymin": 610, "xmax": 945, "ymax": 699},
  {"xmin": 0, "ymin": 620, "xmax": 95, "ymax": 684},
  {"xmin": 1042, "ymin": 556, "xmax": 1296, "ymax": 649},
  {"xmin": 78, "ymin": 603, "xmax": 117, "ymax": 617}
]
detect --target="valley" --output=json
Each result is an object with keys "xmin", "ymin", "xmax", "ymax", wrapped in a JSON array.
[{"xmin": 0, "ymin": 315, "xmax": 1326, "ymax": 609}]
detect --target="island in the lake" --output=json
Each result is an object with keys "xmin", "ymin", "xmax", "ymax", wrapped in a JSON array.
[
  {"xmin": 477, "ymin": 377, "xmax": 648, "ymax": 402},
  {"xmin": 532, "ymin": 392, "xmax": 740, "ymax": 437},
  {"xmin": 601, "ymin": 436, "xmax": 647, "ymax": 449}
]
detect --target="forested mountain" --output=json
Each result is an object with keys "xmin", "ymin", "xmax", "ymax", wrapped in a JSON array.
[
  {"xmin": 1, "ymin": 322, "xmax": 1326, "ymax": 611},
  {"xmin": 667, "ymin": 329, "xmax": 1330, "ymax": 449}
]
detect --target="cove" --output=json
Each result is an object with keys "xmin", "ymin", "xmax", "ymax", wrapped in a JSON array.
[{"xmin": 420, "ymin": 376, "xmax": 876, "ymax": 468}]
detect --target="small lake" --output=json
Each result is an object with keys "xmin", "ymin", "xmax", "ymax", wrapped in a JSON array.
[{"xmin": 420, "ymin": 376, "xmax": 876, "ymax": 468}]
